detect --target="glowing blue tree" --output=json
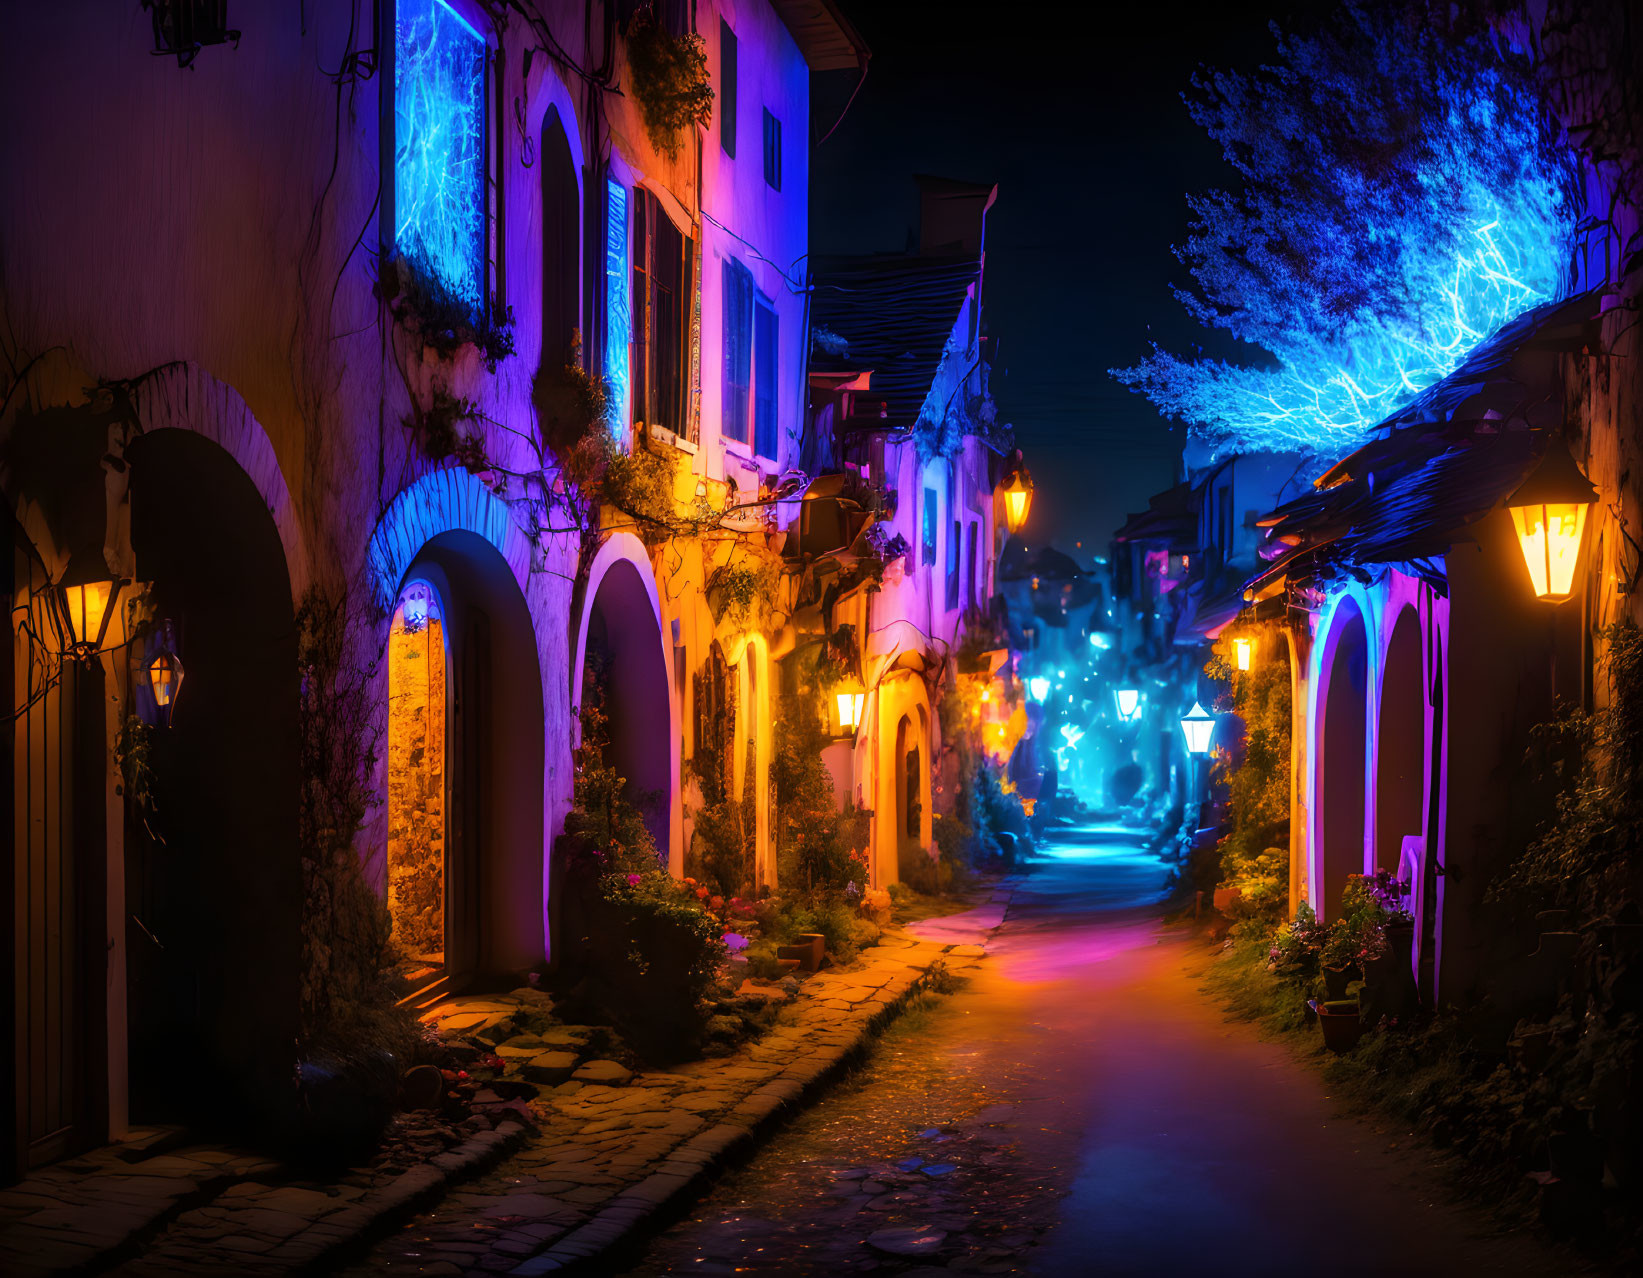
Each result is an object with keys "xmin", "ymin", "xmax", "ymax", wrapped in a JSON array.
[
  {"xmin": 395, "ymin": 0, "xmax": 486, "ymax": 308},
  {"xmin": 1113, "ymin": 5, "xmax": 1580, "ymax": 458}
]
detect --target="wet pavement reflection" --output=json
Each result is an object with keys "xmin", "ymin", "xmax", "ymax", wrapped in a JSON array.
[{"xmin": 623, "ymin": 824, "xmax": 1164, "ymax": 1276}]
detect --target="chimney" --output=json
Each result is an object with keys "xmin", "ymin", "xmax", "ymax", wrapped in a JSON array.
[{"xmin": 915, "ymin": 174, "xmax": 998, "ymax": 257}]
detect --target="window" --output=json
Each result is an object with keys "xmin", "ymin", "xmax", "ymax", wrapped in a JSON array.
[
  {"xmin": 754, "ymin": 298, "xmax": 778, "ymax": 459},
  {"xmin": 631, "ymin": 188, "xmax": 689, "ymax": 434},
  {"xmin": 947, "ymin": 519, "xmax": 961, "ymax": 610},
  {"xmin": 966, "ymin": 522, "xmax": 979, "ymax": 605},
  {"xmin": 719, "ymin": 20, "xmax": 737, "ymax": 158},
  {"xmin": 762, "ymin": 108, "xmax": 782, "ymax": 191},
  {"xmin": 394, "ymin": 0, "xmax": 487, "ymax": 306},
  {"xmin": 722, "ymin": 258, "xmax": 753, "ymax": 445},
  {"xmin": 604, "ymin": 178, "xmax": 631, "ymax": 435},
  {"xmin": 921, "ymin": 488, "xmax": 938, "ymax": 566}
]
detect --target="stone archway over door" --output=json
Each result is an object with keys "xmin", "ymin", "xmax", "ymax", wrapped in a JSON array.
[
  {"xmin": 393, "ymin": 534, "xmax": 545, "ymax": 987},
  {"xmin": 125, "ymin": 428, "xmax": 299, "ymax": 1132},
  {"xmin": 1317, "ymin": 600, "xmax": 1369, "ymax": 919}
]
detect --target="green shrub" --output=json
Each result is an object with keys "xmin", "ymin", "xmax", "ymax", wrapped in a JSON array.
[{"xmin": 1206, "ymin": 635, "xmax": 1292, "ymax": 920}]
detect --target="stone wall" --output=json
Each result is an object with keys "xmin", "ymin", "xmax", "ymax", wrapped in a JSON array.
[{"xmin": 387, "ymin": 615, "xmax": 446, "ymax": 962}]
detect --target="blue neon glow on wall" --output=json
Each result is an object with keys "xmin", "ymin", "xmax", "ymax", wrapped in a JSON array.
[
  {"xmin": 395, "ymin": 0, "xmax": 486, "ymax": 306},
  {"xmin": 604, "ymin": 179, "xmax": 631, "ymax": 440}
]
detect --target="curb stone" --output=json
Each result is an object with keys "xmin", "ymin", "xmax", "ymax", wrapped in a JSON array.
[{"xmin": 507, "ymin": 881, "xmax": 1019, "ymax": 1276}]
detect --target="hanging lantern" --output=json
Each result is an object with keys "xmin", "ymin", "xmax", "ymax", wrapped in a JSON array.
[
  {"xmin": 834, "ymin": 687, "xmax": 865, "ymax": 733},
  {"xmin": 1507, "ymin": 435, "xmax": 1597, "ymax": 603},
  {"xmin": 1000, "ymin": 453, "xmax": 1034, "ymax": 534},
  {"xmin": 1028, "ymin": 676, "xmax": 1051, "ymax": 702},
  {"xmin": 52, "ymin": 547, "xmax": 127, "ymax": 661},
  {"xmin": 1114, "ymin": 687, "xmax": 1141, "ymax": 722},
  {"xmin": 1232, "ymin": 635, "xmax": 1255, "ymax": 672},
  {"xmin": 1180, "ymin": 701, "xmax": 1217, "ymax": 756},
  {"xmin": 146, "ymin": 620, "xmax": 185, "ymax": 726}
]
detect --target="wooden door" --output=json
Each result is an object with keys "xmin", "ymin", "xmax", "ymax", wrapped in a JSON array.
[{"xmin": 11, "ymin": 550, "xmax": 107, "ymax": 1172}]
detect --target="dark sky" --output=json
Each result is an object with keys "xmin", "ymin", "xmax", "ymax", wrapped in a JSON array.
[{"xmin": 810, "ymin": 1, "xmax": 1325, "ymax": 560}]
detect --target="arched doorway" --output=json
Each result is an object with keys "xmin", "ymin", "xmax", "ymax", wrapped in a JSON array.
[
  {"xmin": 1317, "ymin": 599, "xmax": 1368, "ymax": 918},
  {"xmin": 386, "ymin": 581, "xmax": 448, "ymax": 980},
  {"xmin": 1376, "ymin": 609, "xmax": 1424, "ymax": 875},
  {"xmin": 125, "ymin": 428, "xmax": 300, "ymax": 1130},
  {"xmin": 579, "ymin": 556, "xmax": 671, "ymax": 855},
  {"xmin": 389, "ymin": 532, "xmax": 544, "ymax": 990},
  {"xmin": 540, "ymin": 104, "xmax": 578, "ymax": 370}
]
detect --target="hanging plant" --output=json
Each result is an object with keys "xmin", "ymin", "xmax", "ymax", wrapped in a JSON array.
[
  {"xmin": 625, "ymin": 9, "xmax": 714, "ymax": 161},
  {"xmin": 376, "ymin": 252, "xmax": 516, "ymax": 373}
]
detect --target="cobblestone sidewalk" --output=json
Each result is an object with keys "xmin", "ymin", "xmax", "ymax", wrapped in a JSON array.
[{"xmin": 0, "ymin": 883, "xmax": 1014, "ymax": 1277}]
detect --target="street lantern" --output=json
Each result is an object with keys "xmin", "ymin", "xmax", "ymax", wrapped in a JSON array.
[
  {"xmin": 1232, "ymin": 635, "xmax": 1255, "ymax": 671},
  {"xmin": 1507, "ymin": 435, "xmax": 1597, "ymax": 602},
  {"xmin": 53, "ymin": 547, "xmax": 128, "ymax": 662},
  {"xmin": 834, "ymin": 687, "xmax": 865, "ymax": 733},
  {"xmin": 1028, "ymin": 676, "xmax": 1051, "ymax": 703},
  {"xmin": 1114, "ymin": 687, "xmax": 1141, "ymax": 721},
  {"xmin": 1000, "ymin": 453, "xmax": 1034, "ymax": 534},
  {"xmin": 146, "ymin": 620, "xmax": 185, "ymax": 726},
  {"xmin": 1180, "ymin": 701, "xmax": 1217, "ymax": 755}
]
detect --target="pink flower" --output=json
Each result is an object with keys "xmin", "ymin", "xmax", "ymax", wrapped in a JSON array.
[
  {"xmin": 723, "ymin": 932, "xmax": 749, "ymax": 952},
  {"xmin": 626, "ymin": 873, "xmax": 643, "ymax": 887}
]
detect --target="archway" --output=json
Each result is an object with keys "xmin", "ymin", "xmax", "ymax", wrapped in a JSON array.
[
  {"xmin": 391, "ymin": 532, "xmax": 545, "ymax": 988},
  {"xmin": 1317, "ymin": 598, "xmax": 1368, "ymax": 918},
  {"xmin": 125, "ymin": 428, "xmax": 299, "ymax": 1130},
  {"xmin": 540, "ymin": 104, "xmax": 579, "ymax": 370},
  {"xmin": 578, "ymin": 556, "xmax": 671, "ymax": 855},
  {"xmin": 1376, "ymin": 609, "xmax": 1424, "ymax": 875}
]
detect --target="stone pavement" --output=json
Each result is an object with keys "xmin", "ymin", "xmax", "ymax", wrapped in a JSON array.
[
  {"xmin": 0, "ymin": 883, "xmax": 1013, "ymax": 1277},
  {"xmin": 348, "ymin": 884, "xmax": 1017, "ymax": 1276}
]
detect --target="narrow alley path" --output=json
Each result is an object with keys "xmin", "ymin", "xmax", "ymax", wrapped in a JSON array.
[{"xmin": 625, "ymin": 826, "xmax": 1578, "ymax": 1277}]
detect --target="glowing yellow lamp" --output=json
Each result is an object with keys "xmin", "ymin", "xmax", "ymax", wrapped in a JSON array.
[
  {"xmin": 54, "ymin": 549, "xmax": 127, "ymax": 659},
  {"xmin": 1000, "ymin": 454, "xmax": 1034, "ymax": 534},
  {"xmin": 146, "ymin": 620, "xmax": 184, "ymax": 723},
  {"xmin": 835, "ymin": 690, "xmax": 865, "ymax": 731},
  {"xmin": 1507, "ymin": 436, "xmax": 1596, "ymax": 603},
  {"xmin": 1232, "ymin": 636, "xmax": 1255, "ymax": 672}
]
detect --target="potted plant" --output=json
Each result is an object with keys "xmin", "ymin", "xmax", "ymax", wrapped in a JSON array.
[
  {"xmin": 1320, "ymin": 925, "xmax": 1362, "ymax": 1001},
  {"xmin": 1310, "ymin": 998, "xmax": 1362, "ymax": 1053}
]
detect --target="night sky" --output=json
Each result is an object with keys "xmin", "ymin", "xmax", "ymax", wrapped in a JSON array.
[{"xmin": 811, "ymin": 1, "xmax": 1326, "ymax": 561}]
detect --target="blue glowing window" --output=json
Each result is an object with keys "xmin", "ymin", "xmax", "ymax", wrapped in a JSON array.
[
  {"xmin": 604, "ymin": 179, "xmax": 631, "ymax": 439},
  {"xmin": 394, "ymin": 0, "xmax": 486, "ymax": 307}
]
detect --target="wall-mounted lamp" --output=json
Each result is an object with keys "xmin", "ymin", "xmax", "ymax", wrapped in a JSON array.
[
  {"xmin": 145, "ymin": 620, "xmax": 185, "ymax": 727},
  {"xmin": 1232, "ymin": 635, "xmax": 1255, "ymax": 672},
  {"xmin": 1114, "ymin": 687, "xmax": 1141, "ymax": 722},
  {"xmin": 53, "ymin": 548, "xmax": 128, "ymax": 663},
  {"xmin": 1507, "ymin": 435, "xmax": 1597, "ymax": 603}
]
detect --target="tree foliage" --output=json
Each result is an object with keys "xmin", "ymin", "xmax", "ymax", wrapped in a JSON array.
[{"xmin": 1114, "ymin": 3, "xmax": 1579, "ymax": 456}]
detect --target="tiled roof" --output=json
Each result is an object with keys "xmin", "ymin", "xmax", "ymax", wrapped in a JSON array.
[
  {"xmin": 1113, "ymin": 481, "xmax": 1197, "ymax": 546},
  {"xmin": 811, "ymin": 255, "xmax": 980, "ymax": 429}
]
